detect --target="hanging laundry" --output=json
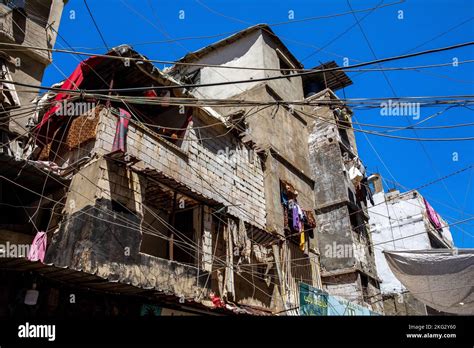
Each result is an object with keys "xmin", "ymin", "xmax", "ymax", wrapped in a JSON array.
[
  {"xmin": 291, "ymin": 202, "xmax": 301, "ymax": 232},
  {"xmin": 34, "ymin": 54, "xmax": 106, "ymax": 144},
  {"xmin": 112, "ymin": 108, "xmax": 132, "ymax": 153},
  {"xmin": 303, "ymin": 210, "xmax": 317, "ymax": 229},
  {"xmin": 280, "ymin": 190, "xmax": 289, "ymax": 207},
  {"xmin": 27, "ymin": 231, "xmax": 47, "ymax": 263},
  {"xmin": 361, "ymin": 177, "xmax": 374, "ymax": 205},
  {"xmin": 297, "ymin": 204, "xmax": 304, "ymax": 221},
  {"xmin": 210, "ymin": 292, "xmax": 225, "ymax": 308},
  {"xmin": 348, "ymin": 165, "xmax": 363, "ymax": 184},
  {"xmin": 423, "ymin": 198, "xmax": 442, "ymax": 230},
  {"xmin": 231, "ymin": 219, "xmax": 251, "ymax": 265},
  {"xmin": 143, "ymin": 89, "xmax": 158, "ymax": 98},
  {"xmin": 303, "ymin": 210, "xmax": 316, "ymax": 239},
  {"xmin": 299, "ymin": 227, "xmax": 305, "ymax": 251}
]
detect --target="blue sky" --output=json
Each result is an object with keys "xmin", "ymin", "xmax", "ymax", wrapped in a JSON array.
[{"xmin": 42, "ymin": 0, "xmax": 474, "ymax": 247}]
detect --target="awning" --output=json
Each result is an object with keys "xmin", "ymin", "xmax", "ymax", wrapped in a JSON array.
[
  {"xmin": 384, "ymin": 249, "xmax": 474, "ymax": 314},
  {"xmin": 0, "ymin": 258, "xmax": 270, "ymax": 315},
  {"xmin": 0, "ymin": 153, "xmax": 70, "ymax": 197}
]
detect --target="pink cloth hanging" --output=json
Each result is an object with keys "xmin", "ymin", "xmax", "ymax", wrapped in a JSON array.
[
  {"xmin": 27, "ymin": 231, "xmax": 47, "ymax": 263},
  {"xmin": 423, "ymin": 198, "xmax": 442, "ymax": 230}
]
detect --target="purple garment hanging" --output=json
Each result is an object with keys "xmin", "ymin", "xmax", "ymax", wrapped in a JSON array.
[
  {"xmin": 423, "ymin": 198, "xmax": 442, "ymax": 230},
  {"xmin": 292, "ymin": 204, "xmax": 300, "ymax": 231},
  {"xmin": 27, "ymin": 231, "xmax": 47, "ymax": 263}
]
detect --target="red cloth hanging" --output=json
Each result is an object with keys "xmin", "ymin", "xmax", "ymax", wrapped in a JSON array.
[
  {"xmin": 34, "ymin": 55, "xmax": 105, "ymax": 145},
  {"xmin": 210, "ymin": 293, "xmax": 225, "ymax": 308},
  {"xmin": 112, "ymin": 108, "xmax": 132, "ymax": 153}
]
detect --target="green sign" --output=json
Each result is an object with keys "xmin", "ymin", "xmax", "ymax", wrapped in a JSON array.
[{"xmin": 299, "ymin": 282, "xmax": 378, "ymax": 316}]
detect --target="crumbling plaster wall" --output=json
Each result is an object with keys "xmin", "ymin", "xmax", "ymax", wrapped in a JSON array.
[{"xmin": 46, "ymin": 158, "xmax": 210, "ymax": 300}]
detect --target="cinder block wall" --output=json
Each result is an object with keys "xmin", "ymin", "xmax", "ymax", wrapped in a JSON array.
[{"xmin": 94, "ymin": 108, "xmax": 267, "ymax": 230}]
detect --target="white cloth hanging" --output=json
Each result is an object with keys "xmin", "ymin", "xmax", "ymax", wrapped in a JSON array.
[{"xmin": 384, "ymin": 249, "xmax": 474, "ymax": 314}]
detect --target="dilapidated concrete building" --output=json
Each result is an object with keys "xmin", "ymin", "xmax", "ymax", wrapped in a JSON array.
[
  {"xmin": 170, "ymin": 24, "xmax": 323, "ymax": 313},
  {"xmin": 1, "ymin": 22, "xmax": 386, "ymax": 316},
  {"xmin": 1, "ymin": 37, "xmax": 319, "ymax": 316},
  {"xmin": 305, "ymin": 85, "xmax": 383, "ymax": 313}
]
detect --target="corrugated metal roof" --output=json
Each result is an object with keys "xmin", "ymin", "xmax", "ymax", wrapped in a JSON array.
[{"xmin": 303, "ymin": 61, "xmax": 353, "ymax": 92}]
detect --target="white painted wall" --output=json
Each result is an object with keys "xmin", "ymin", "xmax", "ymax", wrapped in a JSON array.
[
  {"xmin": 177, "ymin": 30, "xmax": 305, "ymax": 101},
  {"xmin": 184, "ymin": 30, "xmax": 266, "ymax": 100},
  {"xmin": 368, "ymin": 191, "xmax": 453, "ymax": 294}
]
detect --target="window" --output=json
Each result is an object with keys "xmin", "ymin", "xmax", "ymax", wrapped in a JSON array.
[
  {"xmin": 140, "ymin": 208, "xmax": 196, "ymax": 264},
  {"xmin": 1, "ymin": 0, "xmax": 52, "ymax": 27},
  {"xmin": 173, "ymin": 209, "xmax": 195, "ymax": 264},
  {"xmin": 139, "ymin": 185, "xmax": 201, "ymax": 266},
  {"xmin": 0, "ymin": 58, "xmax": 21, "ymax": 109}
]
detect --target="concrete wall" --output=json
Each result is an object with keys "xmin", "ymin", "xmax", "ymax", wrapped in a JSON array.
[
  {"xmin": 309, "ymin": 141, "xmax": 347, "ymax": 208},
  {"xmin": 307, "ymin": 90, "xmax": 381, "ymax": 310},
  {"xmin": 323, "ymin": 272, "xmax": 383, "ymax": 313},
  {"xmin": 261, "ymin": 31, "xmax": 305, "ymax": 104},
  {"xmin": 175, "ymin": 29, "xmax": 266, "ymax": 100},
  {"xmin": 213, "ymin": 83, "xmax": 315, "ymax": 242},
  {"xmin": 46, "ymin": 158, "xmax": 212, "ymax": 300},
  {"xmin": 173, "ymin": 29, "xmax": 305, "ymax": 103},
  {"xmin": 0, "ymin": 0, "xmax": 67, "ymax": 134},
  {"xmin": 308, "ymin": 102, "xmax": 376, "ymax": 271},
  {"xmin": 317, "ymin": 204, "xmax": 355, "ymax": 271},
  {"xmin": 93, "ymin": 107, "xmax": 267, "ymax": 230},
  {"xmin": 383, "ymin": 293, "xmax": 427, "ymax": 316},
  {"xmin": 307, "ymin": 94, "xmax": 360, "ymax": 209},
  {"xmin": 323, "ymin": 272, "xmax": 362, "ymax": 304}
]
